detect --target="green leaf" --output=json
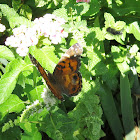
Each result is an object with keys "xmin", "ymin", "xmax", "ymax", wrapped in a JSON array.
[
  {"xmin": 104, "ymin": 13, "xmax": 115, "ymax": 26},
  {"xmin": 20, "ymin": 122, "xmax": 42, "ymax": 140},
  {"xmin": 103, "ymin": 13, "xmax": 126, "ymax": 44},
  {"xmin": 29, "ymin": 45, "xmax": 59, "ymax": 73},
  {"xmin": 112, "ymin": 0, "xmax": 140, "ymax": 16},
  {"xmin": 127, "ymin": 22, "xmax": 140, "ymax": 41},
  {"xmin": 0, "ymin": 59, "xmax": 26, "ymax": 104},
  {"xmin": 40, "ymin": 107, "xmax": 76, "ymax": 140},
  {"xmin": 0, "ymin": 94, "xmax": 25, "ymax": 121},
  {"xmin": 12, "ymin": 0, "xmax": 21, "ymax": 11},
  {"xmin": 111, "ymin": 46, "xmax": 130, "ymax": 74},
  {"xmin": 82, "ymin": 0, "xmax": 100, "ymax": 16},
  {"xmin": 102, "ymin": 63, "xmax": 119, "ymax": 90},
  {"xmin": 86, "ymin": 46, "xmax": 107, "ymax": 76},
  {"xmin": 28, "ymin": 85, "xmax": 44, "ymax": 102},
  {"xmin": 0, "ymin": 126, "xmax": 21, "ymax": 140},
  {"xmin": 117, "ymin": 61, "xmax": 130, "ymax": 74},
  {"xmin": 120, "ymin": 74, "xmax": 135, "ymax": 138},
  {"xmin": 53, "ymin": 8, "xmax": 68, "ymax": 21},
  {"xmin": 0, "ymin": 45, "xmax": 15, "ymax": 61},
  {"xmin": 75, "ymin": 3, "xmax": 90, "ymax": 16},
  {"xmin": 20, "ymin": 4, "xmax": 32, "ymax": 20},
  {"xmin": 97, "ymin": 83, "xmax": 123, "ymax": 140},
  {"xmin": 0, "ymin": 4, "xmax": 32, "ymax": 28}
]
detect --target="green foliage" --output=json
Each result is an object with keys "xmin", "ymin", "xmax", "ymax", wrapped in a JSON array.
[
  {"xmin": 120, "ymin": 74, "xmax": 135, "ymax": 139},
  {"xmin": 0, "ymin": 0, "xmax": 140, "ymax": 140},
  {"xmin": 0, "ymin": 94, "xmax": 25, "ymax": 121},
  {"xmin": 0, "ymin": 4, "xmax": 32, "ymax": 28},
  {"xmin": 20, "ymin": 122, "xmax": 42, "ymax": 140},
  {"xmin": 0, "ymin": 59, "xmax": 27, "ymax": 104},
  {"xmin": 0, "ymin": 45, "xmax": 15, "ymax": 61},
  {"xmin": 2, "ymin": 118, "xmax": 20, "ymax": 132}
]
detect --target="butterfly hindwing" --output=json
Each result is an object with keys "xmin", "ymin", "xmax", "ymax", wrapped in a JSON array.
[{"xmin": 53, "ymin": 43, "xmax": 83, "ymax": 96}]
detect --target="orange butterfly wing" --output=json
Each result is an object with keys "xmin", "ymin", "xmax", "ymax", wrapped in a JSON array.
[
  {"xmin": 29, "ymin": 43, "xmax": 83, "ymax": 101},
  {"xmin": 53, "ymin": 43, "xmax": 83, "ymax": 96}
]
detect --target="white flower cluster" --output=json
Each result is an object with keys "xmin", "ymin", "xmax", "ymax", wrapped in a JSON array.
[
  {"xmin": 26, "ymin": 100, "xmax": 43, "ymax": 114},
  {"xmin": 5, "ymin": 14, "xmax": 68, "ymax": 56},
  {"xmin": 5, "ymin": 25, "xmax": 38, "ymax": 56},
  {"xmin": 33, "ymin": 14, "xmax": 68, "ymax": 44},
  {"xmin": 41, "ymin": 87, "xmax": 56, "ymax": 111},
  {"xmin": 0, "ymin": 23, "xmax": 6, "ymax": 32},
  {"xmin": 20, "ymin": 100, "xmax": 43, "ymax": 122},
  {"xmin": 26, "ymin": 100, "xmax": 40, "ymax": 109}
]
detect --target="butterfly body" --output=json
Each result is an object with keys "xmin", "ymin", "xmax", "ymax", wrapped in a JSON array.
[{"xmin": 29, "ymin": 43, "xmax": 83, "ymax": 101}]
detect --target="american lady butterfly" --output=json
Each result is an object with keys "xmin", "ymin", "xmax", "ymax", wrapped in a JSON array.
[{"xmin": 29, "ymin": 43, "xmax": 83, "ymax": 101}]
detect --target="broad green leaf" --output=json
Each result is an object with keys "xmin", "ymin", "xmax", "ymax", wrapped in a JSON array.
[
  {"xmin": 75, "ymin": 3, "xmax": 90, "ymax": 16},
  {"xmin": 53, "ymin": 8, "xmax": 68, "ymax": 21},
  {"xmin": 120, "ymin": 74, "xmax": 135, "ymax": 138},
  {"xmin": 97, "ymin": 84, "xmax": 123, "ymax": 140},
  {"xmin": 0, "ymin": 45, "xmax": 15, "ymax": 61},
  {"xmin": 82, "ymin": 0, "xmax": 100, "ymax": 16},
  {"xmin": 0, "ymin": 59, "xmax": 26, "ymax": 104},
  {"xmin": 28, "ymin": 85, "xmax": 44, "ymax": 102},
  {"xmin": 117, "ymin": 61, "xmax": 130, "ymax": 74},
  {"xmin": 112, "ymin": 46, "xmax": 130, "ymax": 74},
  {"xmin": 40, "ymin": 107, "xmax": 76, "ymax": 140},
  {"xmin": 0, "ymin": 4, "xmax": 32, "ymax": 28},
  {"xmin": 127, "ymin": 22, "xmax": 140, "ymax": 41},
  {"xmin": 0, "ymin": 58, "xmax": 8, "ymax": 66},
  {"xmin": 0, "ymin": 126, "xmax": 21, "ymax": 140},
  {"xmin": 115, "ymin": 21, "xmax": 126, "ymax": 30},
  {"xmin": 102, "ymin": 63, "xmax": 119, "ymax": 90},
  {"xmin": 9, "ymin": 16, "xmax": 33, "ymax": 28},
  {"xmin": 111, "ymin": 46, "xmax": 124, "ymax": 62},
  {"xmin": 129, "ymin": 44, "xmax": 139, "ymax": 56},
  {"xmin": 103, "ymin": 13, "xmax": 126, "ymax": 44},
  {"xmin": 0, "ymin": 94, "xmax": 25, "ymax": 121},
  {"xmin": 87, "ymin": 47, "xmax": 103, "ymax": 71},
  {"xmin": 112, "ymin": 0, "xmax": 140, "ymax": 16},
  {"xmin": 29, "ymin": 45, "xmax": 59, "ymax": 73},
  {"xmin": 87, "ymin": 46, "xmax": 107, "ymax": 76},
  {"xmin": 20, "ymin": 122, "xmax": 42, "ymax": 140},
  {"xmin": 104, "ymin": 13, "xmax": 115, "ymax": 27}
]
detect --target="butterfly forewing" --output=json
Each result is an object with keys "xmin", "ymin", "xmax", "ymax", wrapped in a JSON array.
[
  {"xmin": 29, "ymin": 43, "xmax": 83, "ymax": 100},
  {"xmin": 29, "ymin": 53, "xmax": 64, "ymax": 100}
]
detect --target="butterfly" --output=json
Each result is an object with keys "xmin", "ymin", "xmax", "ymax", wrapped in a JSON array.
[
  {"xmin": 106, "ymin": 27, "xmax": 122, "ymax": 35},
  {"xmin": 29, "ymin": 43, "xmax": 83, "ymax": 101}
]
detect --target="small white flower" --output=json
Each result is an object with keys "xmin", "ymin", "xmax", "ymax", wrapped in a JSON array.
[
  {"xmin": 33, "ymin": 100, "xmax": 40, "ymax": 105},
  {"xmin": 50, "ymin": 34, "xmax": 62, "ymax": 44},
  {"xmin": 16, "ymin": 46, "xmax": 29, "ymax": 56},
  {"xmin": 41, "ymin": 87, "xmax": 56, "ymax": 111},
  {"xmin": 0, "ymin": 23, "xmax": 6, "ymax": 32},
  {"xmin": 13, "ymin": 25, "xmax": 27, "ymax": 36},
  {"xmin": 30, "ymin": 36, "xmax": 38, "ymax": 46},
  {"xmin": 60, "ymin": 30, "xmax": 68, "ymax": 38},
  {"xmin": 5, "ymin": 13, "xmax": 68, "ymax": 57},
  {"xmin": 43, "ymin": 13, "xmax": 56, "ymax": 21},
  {"xmin": 55, "ymin": 17, "xmax": 66, "ymax": 25}
]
